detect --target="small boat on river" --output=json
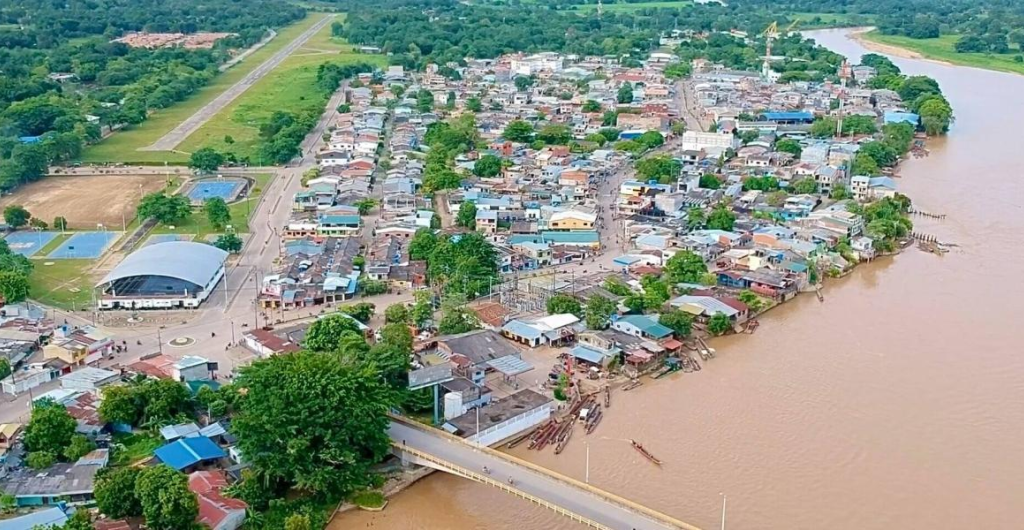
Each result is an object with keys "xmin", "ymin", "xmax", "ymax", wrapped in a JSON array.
[{"xmin": 631, "ymin": 439, "xmax": 662, "ymax": 466}]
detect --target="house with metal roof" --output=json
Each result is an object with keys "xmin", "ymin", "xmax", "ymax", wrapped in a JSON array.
[
  {"xmin": 611, "ymin": 315, "xmax": 673, "ymax": 340},
  {"xmin": 670, "ymin": 295, "xmax": 749, "ymax": 323},
  {"xmin": 501, "ymin": 314, "xmax": 581, "ymax": 348},
  {"xmin": 154, "ymin": 436, "xmax": 227, "ymax": 472},
  {"xmin": 96, "ymin": 242, "xmax": 227, "ymax": 310}
]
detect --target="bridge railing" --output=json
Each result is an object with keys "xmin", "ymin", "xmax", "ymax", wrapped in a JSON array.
[
  {"xmin": 397, "ymin": 445, "xmax": 611, "ymax": 530},
  {"xmin": 390, "ymin": 414, "xmax": 704, "ymax": 530}
]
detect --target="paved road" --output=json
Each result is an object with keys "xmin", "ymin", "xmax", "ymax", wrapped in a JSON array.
[
  {"xmin": 390, "ymin": 421, "xmax": 700, "ymax": 530},
  {"xmin": 141, "ymin": 14, "xmax": 336, "ymax": 152}
]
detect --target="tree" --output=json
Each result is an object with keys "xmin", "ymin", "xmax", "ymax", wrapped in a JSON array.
[
  {"xmin": 466, "ymin": 97, "xmax": 482, "ymax": 112},
  {"xmin": 0, "ymin": 358, "xmax": 9, "ymax": 380},
  {"xmin": 810, "ymin": 117, "xmax": 838, "ymax": 138},
  {"xmin": 137, "ymin": 464, "xmax": 199, "ymax": 530},
  {"xmin": 340, "ymin": 302, "xmax": 375, "ymax": 323},
  {"xmin": 232, "ymin": 351, "xmax": 395, "ymax": 496},
  {"xmin": 438, "ymin": 293, "xmax": 477, "ymax": 335},
  {"xmin": 385, "ymin": 303, "xmax": 410, "ymax": 324},
  {"xmin": 415, "ymin": 89, "xmax": 434, "ymax": 113},
  {"xmin": 686, "ymin": 206, "xmax": 706, "ymax": 230},
  {"xmin": 411, "ymin": 290, "xmax": 433, "ymax": 328},
  {"xmin": 409, "ymin": 228, "xmax": 438, "ymax": 260},
  {"xmin": 637, "ymin": 130, "xmax": 665, "ymax": 149},
  {"xmin": 706, "ymin": 206, "xmax": 736, "ymax": 231},
  {"xmin": 851, "ymin": 152, "xmax": 881, "ymax": 176},
  {"xmin": 285, "ymin": 513, "xmax": 313, "ymax": 530},
  {"xmin": 24, "ymin": 399, "xmax": 76, "ymax": 457},
  {"xmin": 95, "ymin": 467, "xmax": 143, "ymax": 519},
  {"xmin": 514, "ymin": 76, "xmax": 534, "ymax": 92},
  {"xmin": 213, "ymin": 233, "xmax": 243, "ymax": 253},
  {"xmin": 64, "ymin": 434, "xmax": 95, "ymax": 461},
  {"xmin": 26, "ymin": 451, "xmax": 56, "ymax": 469},
  {"xmin": 640, "ymin": 275, "xmax": 670, "ymax": 310},
  {"xmin": 0, "ymin": 494, "xmax": 15, "ymax": 514},
  {"xmin": 502, "ymin": 120, "xmax": 534, "ymax": 143},
  {"xmin": 3, "ymin": 205, "xmax": 30, "ymax": 229},
  {"xmin": 707, "ymin": 313, "xmax": 732, "ymax": 335},
  {"xmin": 304, "ymin": 313, "xmax": 365, "ymax": 352},
  {"xmin": 536, "ymin": 124, "xmax": 571, "ymax": 145},
  {"xmin": 138, "ymin": 193, "xmax": 192, "ymax": 224},
  {"xmin": 617, "ymin": 82, "xmax": 634, "ymax": 104},
  {"xmin": 582, "ymin": 100, "xmax": 602, "ymax": 113},
  {"xmin": 98, "ymin": 385, "xmax": 140, "ymax": 426},
  {"xmin": 456, "ymin": 201, "xmax": 477, "ymax": 229},
  {"xmin": 584, "ymin": 295, "xmax": 617, "ymax": 330},
  {"xmin": 699, "ymin": 174, "xmax": 722, "ymax": 190},
  {"xmin": 203, "ymin": 197, "xmax": 231, "ymax": 230},
  {"xmin": 546, "ymin": 294, "xmax": 581, "ymax": 316},
  {"xmin": 0, "ymin": 271, "xmax": 30, "ymax": 303},
  {"xmin": 473, "ymin": 154, "xmax": 502, "ymax": 178},
  {"xmin": 775, "ymin": 138, "xmax": 802, "ymax": 157},
  {"xmin": 664, "ymin": 250, "xmax": 707, "ymax": 285},
  {"xmin": 658, "ymin": 309, "xmax": 693, "ymax": 338},
  {"xmin": 52, "ymin": 216, "xmax": 68, "ymax": 231},
  {"xmin": 790, "ymin": 178, "xmax": 819, "ymax": 194},
  {"xmin": 598, "ymin": 128, "xmax": 621, "ymax": 143},
  {"xmin": 189, "ymin": 147, "xmax": 225, "ymax": 173},
  {"xmin": 664, "ymin": 62, "xmax": 692, "ymax": 79},
  {"xmin": 737, "ymin": 289, "xmax": 764, "ymax": 313},
  {"xmin": 354, "ymin": 198, "xmax": 378, "ymax": 215},
  {"xmin": 636, "ymin": 155, "xmax": 681, "ymax": 182}
]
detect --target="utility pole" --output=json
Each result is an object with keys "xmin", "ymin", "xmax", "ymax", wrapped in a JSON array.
[
  {"xmin": 157, "ymin": 328, "xmax": 163, "ymax": 354},
  {"xmin": 720, "ymin": 493, "xmax": 727, "ymax": 530},
  {"xmin": 585, "ymin": 441, "xmax": 590, "ymax": 484}
]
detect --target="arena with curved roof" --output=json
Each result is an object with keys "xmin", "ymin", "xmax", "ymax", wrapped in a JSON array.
[{"xmin": 96, "ymin": 242, "xmax": 228, "ymax": 310}]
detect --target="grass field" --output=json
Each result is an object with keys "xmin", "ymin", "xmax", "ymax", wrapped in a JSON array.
[
  {"xmin": 862, "ymin": 31, "xmax": 1024, "ymax": 76},
  {"xmin": 574, "ymin": 1, "xmax": 691, "ymax": 12},
  {"xmin": 111, "ymin": 432, "xmax": 163, "ymax": 466},
  {"xmin": 790, "ymin": 12, "xmax": 874, "ymax": 28},
  {"xmin": 175, "ymin": 15, "xmax": 385, "ymax": 162},
  {"xmin": 152, "ymin": 173, "xmax": 274, "ymax": 236},
  {"xmin": 80, "ymin": 14, "xmax": 330, "ymax": 164},
  {"xmin": 29, "ymin": 259, "xmax": 96, "ymax": 309}
]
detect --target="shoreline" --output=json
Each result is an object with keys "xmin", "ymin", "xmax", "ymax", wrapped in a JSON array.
[{"xmin": 841, "ymin": 26, "xmax": 1024, "ymax": 76}]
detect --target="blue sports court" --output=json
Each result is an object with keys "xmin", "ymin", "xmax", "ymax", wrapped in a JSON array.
[
  {"xmin": 4, "ymin": 231, "xmax": 59, "ymax": 257},
  {"xmin": 46, "ymin": 231, "xmax": 120, "ymax": 259},
  {"xmin": 185, "ymin": 178, "xmax": 246, "ymax": 205},
  {"xmin": 142, "ymin": 234, "xmax": 194, "ymax": 247}
]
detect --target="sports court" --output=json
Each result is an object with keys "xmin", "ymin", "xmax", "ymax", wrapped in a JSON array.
[
  {"xmin": 184, "ymin": 177, "xmax": 247, "ymax": 205},
  {"xmin": 4, "ymin": 231, "xmax": 59, "ymax": 257},
  {"xmin": 46, "ymin": 231, "xmax": 121, "ymax": 259},
  {"xmin": 142, "ymin": 234, "xmax": 195, "ymax": 247}
]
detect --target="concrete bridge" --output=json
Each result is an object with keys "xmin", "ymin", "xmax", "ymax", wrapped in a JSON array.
[{"xmin": 389, "ymin": 417, "xmax": 703, "ymax": 530}]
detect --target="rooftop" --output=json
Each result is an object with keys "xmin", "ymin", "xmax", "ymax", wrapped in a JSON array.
[{"xmin": 446, "ymin": 389, "xmax": 552, "ymax": 437}]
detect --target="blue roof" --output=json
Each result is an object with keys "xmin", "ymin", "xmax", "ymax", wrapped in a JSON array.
[
  {"xmin": 613, "ymin": 254, "xmax": 643, "ymax": 266},
  {"xmin": 883, "ymin": 111, "xmax": 919, "ymax": 125},
  {"xmin": 760, "ymin": 111, "xmax": 814, "ymax": 122},
  {"xmin": 539, "ymin": 231, "xmax": 600, "ymax": 244},
  {"xmin": 154, "ymin": 436, "xmax": 226, "ymax": 470},
  {"xmin": 570, "ymin": 345, "xmax": 608, "ymax": 364},
  {"xmin": 0, "ymin": 506, "xmax": 70, "ymax": 530},
  {"xmin": 319, "ymin": 215, "xmax": 361, "ymax": 225}
]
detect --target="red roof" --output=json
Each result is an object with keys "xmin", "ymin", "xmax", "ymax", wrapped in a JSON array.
[
  {"xmin": 246, "ymin": 329, "xmax": 300, "ymax": 354},
  {"xmin": 189, "ymin": 470, "xmax": 247, "ymax": 529},
  {"xmin": 717, "ymin": 296, "xmax": 749, "ymax": 313}
]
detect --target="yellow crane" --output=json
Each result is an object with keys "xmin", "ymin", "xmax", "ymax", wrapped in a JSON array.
[{"xmin": 761, "ymin": 21, "xmax": 779, "ymax": 79}]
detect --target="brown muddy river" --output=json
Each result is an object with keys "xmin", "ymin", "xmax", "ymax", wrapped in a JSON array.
[{"xmin": 334, "ymin": 28, "xmax": 1024, "ymax": 530}]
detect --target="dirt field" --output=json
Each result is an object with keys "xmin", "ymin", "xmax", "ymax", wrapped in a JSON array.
[{"xmin": 0, "ymin": 175, "xmax": 168, "ymax": 229}]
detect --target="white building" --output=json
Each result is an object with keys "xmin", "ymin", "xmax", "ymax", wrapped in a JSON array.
[
  {"xmin": 96, "ymin": 242, "xmax": 228, "ymax": 310},
  {"xmin": 682, "ymin": 131, "xmax": 739, "ymax": 158},
  {"xmin": 2, "ymin": 366, "xmax": 55, "ymax": 395}
]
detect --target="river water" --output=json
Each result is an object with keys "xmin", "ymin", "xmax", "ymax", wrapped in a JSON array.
[{"xmin": 334, "ymin": 28, "xmax": 1024, "ymax": 530}]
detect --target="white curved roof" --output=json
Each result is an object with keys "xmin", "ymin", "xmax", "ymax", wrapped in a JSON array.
[{"xmin": 97, "ymin": 241, "xmax": 228, "ymax": 288}]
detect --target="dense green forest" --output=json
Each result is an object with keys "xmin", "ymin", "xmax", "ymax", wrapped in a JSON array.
[{"xmin": 0, "ymin": 0, "xmax": 304, "ymax": 189}]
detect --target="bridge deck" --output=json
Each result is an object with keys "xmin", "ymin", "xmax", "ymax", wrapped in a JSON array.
[{"xmin": 389, "ymin": 420, "xmax": 702, "ymax": 530}]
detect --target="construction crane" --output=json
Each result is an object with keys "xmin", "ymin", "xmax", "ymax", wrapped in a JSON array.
[
  {"xmin": 785, "ymin": 19, "xmax": 800, "ymax": 35},
  {"xmin": 761, "ymin": 21, "xmax": 779, "ymax": 80},
  {"xmin": 836, "ymin": 59, "xmax": 852, "ymax": 138}
]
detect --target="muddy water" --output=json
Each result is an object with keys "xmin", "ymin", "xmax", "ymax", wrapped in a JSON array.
[{"xmin": 334, "ymin": 28, "xmax": 1024, "ymax": 530}]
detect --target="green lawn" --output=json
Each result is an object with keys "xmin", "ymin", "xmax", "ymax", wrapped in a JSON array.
[
  {"xmin": 350, "ymin": 490, "xmax": 386, "ymax": 509},
  {"xmin": 790, "ymin": 12, "xmax": 875, "ymax": 28},
  {"xmin": 175, "ymin": 15, "xmax": 385, "ymax": 162},
  {"xmin": 863, "ymin": 30, "xmax": 1024, "ymax": 76},
  {"xmin": 152, "ymin": 173, "xmax": 274, "ymax": 236},
  {"xmin": 28, "ymin": 259, "xmax": 96, "ymax": 310},
  {"xmin": 574, "ymin": 1, "xmax": 691, "ymax": 12},
  {"xmin": 80, "ymin": 14, "xmax": 331, "ymax": 165},
  {"xmin": 111, "ymin": 432, "xmax": 163, "ymax": 467}
]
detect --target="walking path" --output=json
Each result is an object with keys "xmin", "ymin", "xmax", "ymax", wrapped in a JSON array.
[{"xmin": 140, "ymin": 14, "xmax": 336, "ymax": 152}]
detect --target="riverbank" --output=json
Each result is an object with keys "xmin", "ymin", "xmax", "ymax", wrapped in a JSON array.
[{"xmin": 850, "ymin": 27, "xmax": 1024, "ymax": 77}]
